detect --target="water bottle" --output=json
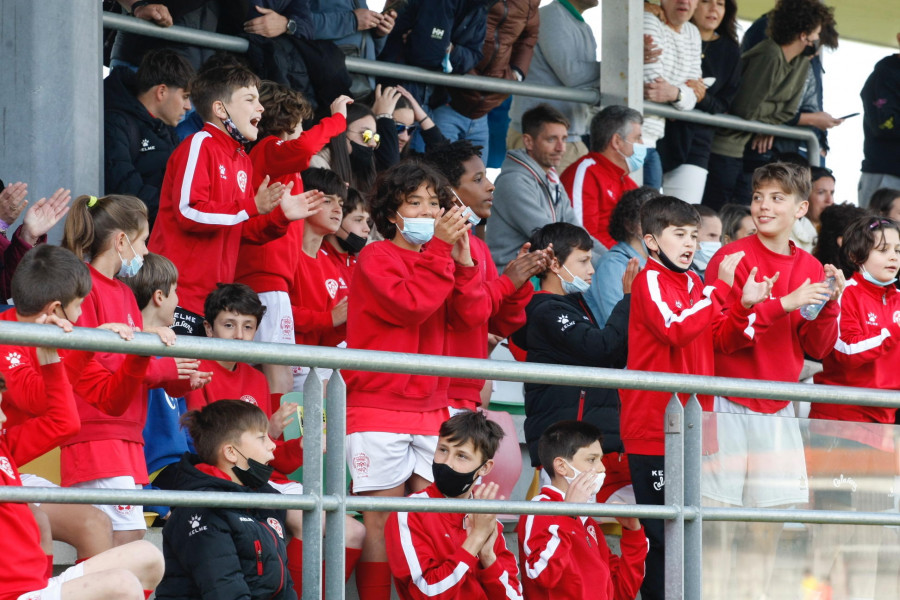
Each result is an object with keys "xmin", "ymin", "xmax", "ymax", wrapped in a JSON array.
[{"xmin": 799, "ymin": 276, "xmax": 836, "ymax": 320}]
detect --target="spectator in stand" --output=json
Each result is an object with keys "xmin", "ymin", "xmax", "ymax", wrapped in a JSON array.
[
  {"xmin": 719, "ymin": 203, "xmax": 755, "ymax": 244},
  {"xmin": 378, "ymin": 0, "xmax": 490, "ymax": 133},
  {"xmin": 148, "ymin": 62, "xmax": 323, "ymax": 337},
  {"xmin": 343, "ymin": 161, "xmax": 474, "ymax": 600},
  {"xmin": 423, "ymin": 140, "xmax": 545, "ymax": 412},
  {"xmin": 508, "ymin": 0, "xmax": 600, "ymax": 173},
  {"xmin": 289, "ymin": 168, "xmax": 351, "ymax": 389},
  {"xmin": 585, "ymin": 186, "xmax": 657, "ymax": 326},
  {"xmin": 391, "ymin": 87, "xmax": 449, "ymax": 157},
  {"xmin": 383, "ymin": 411, "xmax": 523, "ymax": 600},
  {"xmin": 740, "ymin": 9, "xmax": 842, "ymax": 164},
  {"xmin": 703, "ymin": 162, "xmax": 843, "ymax": 600},
  {"xmin": 791, "ymin": 166, "xmax": 835, "ymax": 253},
  {"xmin": 812, "ymin": 203, "xmax": 867, "ymax": 278},
  {"xmin": 858, "ymin": 32, "xmax": 900, "ymax": 208},
  {"xmin": 309, "ymin": 0, "xmax": 397, "ymax": 100},
  {"xmin": 641, "ymin": 0, "xmax": 703, "ymax": 191},
  {"xmin": 0, "ymin": 181, "xmax": 71, "ymax": 303},
  {"xmin": 703, "ymin": 0, "xmax": 835, "ymax": 209},
  {"xmin": 434, "ymin": 0, "xmax": 541, "ymax": 160},
  {"xmin": 561, "ymin": 106, "xmax": 644, "ymax": 249},
  {"xmin": 656, "ymin": 0, "xmax": 742, "ymax": 204},
  {"xmin": 487, "ymin": 104, "xmax": 603, "ymax": 273},
  {"xmin": 104, "ymin": 49, "xmax": 194, "ymax": 229},
  {"xmin": 510, "ymin": 223, "xmax": 638, "ymax": 506},
  {"xmin": 234, "ymin": 83, "xmax": 348, "ymax": 395},
  {"xmin": 870, "ymin": 188, "xmax": 900, "ymax": 221},
  {"xmin": 321, "ymin": 187, "xmax": 370, "ymax": 282},
  {"xmin": 691, "ymin": 204, "xmax": 722, "ymax": 280},
  {"xmin": 518, "ymin": 420, "xmax": 647, "ymax": 600}
]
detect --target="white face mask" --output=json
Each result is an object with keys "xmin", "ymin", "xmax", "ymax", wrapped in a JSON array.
[
  {"xmin": 693, "ymin": 241, "xmax": 722, "ymax": 271},
  {"xmin": 563, "ymin": 460, "xmax": 606, "ymax": 499}
]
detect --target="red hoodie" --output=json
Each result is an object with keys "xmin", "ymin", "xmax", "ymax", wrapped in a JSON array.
[
  {"xmin": 235, "ymin": 114, "xmax": 347, "ymax": 294},
  {"xmin": 0, "ymin": 362, "xmax": 78, "ymax": 600},
  {"xmin": 149, "ymin": 123, "xmax": 292, "ymax": 314},
  {"xmin": 290, "ymin": 247, "xmax": 348, "ymax": 347},
  {"xmin": 445, "ymin": 233, "xmax": 532, "ymax": 409}
]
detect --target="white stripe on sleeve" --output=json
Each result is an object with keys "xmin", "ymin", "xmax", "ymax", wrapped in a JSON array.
[
  {"xmin": 570, "ymin": 158, "xmax": 596, "ymax": 227},
  {"xmin": 179, "ymin": 131, "xmax": 251, "ymax": 226},
  {"xmin": 397, "ymin": 510, "xmax": 470, "ymax": 597},
  {"xmin": 647, "ymin": 270, "xmax": 712, "ymax": 328}
]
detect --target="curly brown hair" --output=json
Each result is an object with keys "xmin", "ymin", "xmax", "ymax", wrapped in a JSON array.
[
  {"xmin": 369, "ymin": 160, "xmax": 451, "ymax": 240},
  {"xmin": 257, "ymin": 81, "xmax": 313, "ymax": 139},
  {"xmin": 767, "ymin": 0, "xmax": 835, "ymax": 46}
]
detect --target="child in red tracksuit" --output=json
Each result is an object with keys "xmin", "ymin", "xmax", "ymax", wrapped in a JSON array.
[
  {"xmin": 148, "ymin": 63, "xmax": 324, "ymax": 337},
  {"xmin": 321, "ymin": 187, "xmax": 371, "ymax": 284},
  {"xmin": 343, "ymin": 161, "xmax": 478, "ymax": 600},
  {"xmin": 518, "ymin": 420, "xmax": 647, "ymax": 600},
  {"xmin": 235, "ymin": 84, "xmax": 350, "ymax": 394},
  {"xmin": 61, "ymin": 194, "xmax": 195, "ymax": 546},
  {"xmin": 702, "ymin": 162, "xmax": 843, "ymax": 600},
  {"xmin": 184, "ymin": 282, "xmax": 365, "ymax": 597},
  {"xmin": 620, "ymin": 195, "xmax": 772, "ymax": 600},
  {"xmin": 385, "ymin": 411, "xmax": 523, "ymax": 600},
  {"xmin": 423, "ymin": 140, "xmax": 546, "ymax": 412}
]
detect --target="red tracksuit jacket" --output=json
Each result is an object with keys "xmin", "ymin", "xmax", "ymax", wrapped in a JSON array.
[
  {"xmin": 385, "ymin": 483, "xmax": 523, "ymax": 600},
  {"xmin": 517, "ymin": 485, "xmax": 648, "ymax": 600},
  {"xmin": 811, "ymin": 274, "xmax": 900, "ymax": 423},
  {"xmin": 149, "ymin": 123, "xmax": 292, "ymax": 314},
  {"xmin": 620, "ymin": 259, "xmax": 731, "ymax": 455},
  {"xmin": 706, "ymin": 235, "xmax": 839, "ymax": 413}
]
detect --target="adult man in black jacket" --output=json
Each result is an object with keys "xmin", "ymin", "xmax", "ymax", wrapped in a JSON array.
[{"xmin": 104, "ymin": 49, "xmax": 193, "ymax": 229}]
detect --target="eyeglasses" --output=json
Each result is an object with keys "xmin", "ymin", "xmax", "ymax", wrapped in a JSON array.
[
  {"xmin": 350, "ymin": 129, "xmax": 380, "ymax": 147},
  {"xmin": 395, "ymin": 124, "xmax": 418, "ymax": 135}
]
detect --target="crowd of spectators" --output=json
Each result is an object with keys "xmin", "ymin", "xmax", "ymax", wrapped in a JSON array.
[{"xmin": 2, "ymin": 1, "xmax": 900, "ymax": 599}]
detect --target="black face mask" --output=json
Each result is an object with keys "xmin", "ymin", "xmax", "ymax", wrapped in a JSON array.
[
  {"xmin": 652, "ymin": 236, "xmax": 690, "ymax": 274},
  {"xmin": 349, "ymin": 141, "xmax": 375, "ymax": 168},
  {"xmin": 432, "ymin": 461, "xmax": 485, "ymax": 498},
  {"xmin": 337, "ymin": 228, "xmax": 367, "ymax": 254},
  {"xmin": 232, "ymin": 449, "xmax": 274, "ymax": 488},
  {"xmin": 222, "ymin": 108, "xmax": 251, "ymax": 145},
  {"xmin": 801, "ymin": 39, "xmax": 820, "ymax": 58}
]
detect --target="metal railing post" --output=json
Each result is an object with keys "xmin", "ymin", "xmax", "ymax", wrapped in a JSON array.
[
  {"xmin": 324, "ymin": 371, "xmax": 347, "ymax": 600},
  {"xmin": 301, "ymin": 369, "xmax": 324, "ymax": 600},
  {"xmin": 664, "ymin": 395, "xmax": 685, "ymax": 600},
  {"xmin": 684, "ymin": 395, "xmax": 704, "ymax": 600}
]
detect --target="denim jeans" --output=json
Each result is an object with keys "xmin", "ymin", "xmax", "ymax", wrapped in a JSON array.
[
  {"xmin": 432, "ymin": 104, "xmax": 490, "ymax": 160},
  {"xmin": 642, "ymin": 147, "xmax": 663, "ymax": 190}
]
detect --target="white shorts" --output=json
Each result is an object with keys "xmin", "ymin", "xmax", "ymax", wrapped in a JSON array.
[
  {"xmin": 269, "ymin": 480, "xmax": 304, "ymax": 495},
  {"xmin": 19, "ymin": 474, "xmax": 57, "ymax": 507},
  {"xmin": 255, "ymin": 291, "xmax": 295, "ymax": 345},
  {"xmin": 701, "ymin": 396, "xmax": 809, "ymax": 508},
  {"xmin": 17, "ymin": 562, "xmax": 84, "ymax": 600},
  {"xmin": 346, "ymin": 432, "xmax": 437, "ymax": 492},
  {"xmin": 292, "ymin": 341, "xmax": 345, "ymax": 390},
  {"xmin": 71, "ymin": 476, "xmax": 146, "ymax": 531}
]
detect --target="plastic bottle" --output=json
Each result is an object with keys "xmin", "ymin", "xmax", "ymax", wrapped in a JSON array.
[{"xmin": 799, "ymin": 276, "xmax": 836, "ymax": 320}]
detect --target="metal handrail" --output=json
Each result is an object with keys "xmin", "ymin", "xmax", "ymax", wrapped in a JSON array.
[
  {"xmin": 102, "ymin": 11, "xmax": 822, "ymax": 164},
  {"xmin": 2, "ymin": 322, "xmax": 898, "ymax": 407}
]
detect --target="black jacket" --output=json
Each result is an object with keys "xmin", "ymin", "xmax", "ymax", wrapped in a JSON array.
[
  {"xmin": 156, "ymin": 454, "xmax": 295, "ymax": 600},
  {"xmin": 103, "ymin": 67, "xmax": 180, "ymax": 229},
  {"xmin": 861, "ymin": 54, "xmax": 900, "ymax": 177},
  {"xmin": 510, "ymin": 291, "xmax": 630, "ymax": 466}
]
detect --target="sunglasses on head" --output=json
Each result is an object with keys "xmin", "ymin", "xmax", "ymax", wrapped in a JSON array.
[{"xmin": 395, "ymin": 124, "xmax": 419, "ymax": 135}]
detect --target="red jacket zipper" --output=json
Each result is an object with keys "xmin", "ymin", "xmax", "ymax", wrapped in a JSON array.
[
  {"xmin": 255, "ymin": 540, "xmax": 263, "ymax": 576},
  {"xmin": 262, "ymin": 525, "xmax": 285, "ymax": 595}
]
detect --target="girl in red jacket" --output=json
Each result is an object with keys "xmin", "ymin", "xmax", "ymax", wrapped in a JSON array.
[
  {"xmin": 61, "ymin": 194, "xmax": 195, "ymax": 546},
  {"xmin": 343, "ymin": 161, "xmax": 475, "ymax": 600}
]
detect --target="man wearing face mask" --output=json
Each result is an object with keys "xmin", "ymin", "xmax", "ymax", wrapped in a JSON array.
[
  {"xmin": 561, "ymin": 106, "xmax": 645, "ymax": 250},
  {"xmin": 384, "ymin": 411, "xmax": 523, "ymax": 600},
  {"xmin": 518, "ymin": 420, "xmax": 647, "ymax": 600}
]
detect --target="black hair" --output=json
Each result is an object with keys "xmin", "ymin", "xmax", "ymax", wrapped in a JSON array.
[
  {"xmin": 438, "ymin": 411, "xmax": 504, "ymax": 463},
  {"xmin": 527, "ymin": 222, "xmax": 593, "ymax": 281},
  {"xmin": 870, "ymin": 188, "xmax": 900, "ymax": 217},
  {"xmin": 813, "ymin": 203, "xmax": 869, "ymax": 277},
  {"xmin": 768, "ymin": 0, "xmax": 835, "ymax": 46},
  {"xmin": 182, "ymin": 400, "xmax": 269, "ymax": 465},
  {"xmin": 326, "ymin": 103, "xmax": 377, "ymax": 193},
  {"xmin": 11, "ymin": 245, "xmax": 92, "ymax": 316},
  {"xmin": 422, "ymin": 140, "xmax": 483, "ymax": 187},
  {"xmin": 608, "ymin": 186, "xmax": 659, "ymax": 243},
  {"xmin": 521, "ymin": 104, "xmax": 569, "ymax": 138},
  {"xmin": 840, "ymin": 215, "xmax": 900, "ymax": 274},
  {"xmin": 203, "ymin": 283, "xmax": 266, "ymax": 328},
  {"xmin": 190, "ymin": 63, "xmax": 260, "ymax": 123},
  {"xmin": 640, "ymin": 195, "xmax": 701, "ymax": 239},
  {"xmin": 135, "ymin": 48, "xmax": 194, "ymax": 95},
  {"xmin": 343, "ymin": 187, "xmax": 366, "ymax": 216},
  {"xmin": 301, "ymin": 168, "xmax": 349, "ymax": 201},
  {"xmin": 538, "ymin": 420, "xmax": 603, "ymax": 475}
]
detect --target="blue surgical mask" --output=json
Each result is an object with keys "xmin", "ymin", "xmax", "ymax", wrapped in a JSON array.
[
  {"xmin": 396, "ymin": 213, "xmax": 435, "ymax": 245},
  {"xmin": 861, "ymin": 265, "xmax": 897, "ymax": 287},
  {"xmin": 449, "ymin": 188, "xmax": 481, "ymax": 227},
  {"xmin": 618, "ymin": 142, "xmax": 648, "ymax": 173},
  {"xmin": 558, "ymin": 265, "xmax": 590, "ymax": 294},
  {"xmin": 117, "ymin": 234, "xmax": 144, "ymax": 278},
  {"xmin": 693, "ymin": 241, "xmax": 722, "ymax": 271}
]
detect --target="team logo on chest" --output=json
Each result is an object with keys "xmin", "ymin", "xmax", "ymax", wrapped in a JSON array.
[
  {"xmin": 0, "ymin": 457, "xmax": 15, "ymax": 479},
  {"xmin": 218, "ymin": 164, "xmax": 227, "ymax": 180},
  {"xmin": 868, "ymin": 312, "xmax": 879, "ymax": 326},
  {"xmin": 5, "ymin": 352, "xmax": 22, "ymax": 368},
  {"xmin": 325, "ymin": 279, "xmax": 339, "ymax": 299},
  {"xmin": 267, "ymin": 517, "xmax": 284, "ymax": 539},
  {"xmin": 237, "ymin": 170, "xmax": 248, "ymax": 193}
]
